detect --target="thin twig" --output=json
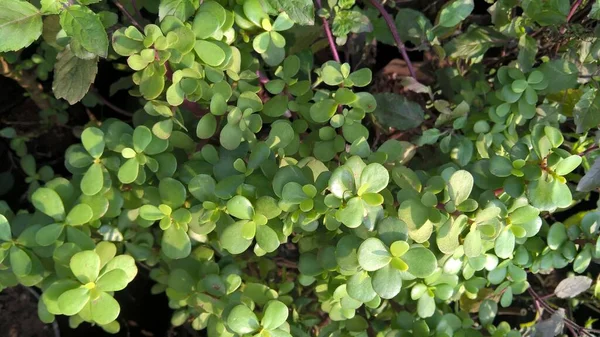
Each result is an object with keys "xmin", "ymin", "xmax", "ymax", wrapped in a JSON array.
[
  {"xmin": 93, "ymin": 91, "xmax": 134, "ymax": 117},
  {"xmin": 314, "ymin": 0, "xmax": 341, "ymax": 62},
  {"xmin": 368, "ymin": 0, "xmax": 416, "ymax": 78},
  {"xmin": 112, "ymin": 0, "xmax": 143, "ymax": 30},
  {"xmin": 528, "ymin": 287, "xmax": 600, "ymax": 336},
  {"xmin": 131, "ymin": 0, "xmax": 142, "ymax": 21}
]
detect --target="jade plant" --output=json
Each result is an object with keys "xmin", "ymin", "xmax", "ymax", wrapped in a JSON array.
[{"xmin": 1, "ymin": 0, "xmax": 600, "ymax": 336}]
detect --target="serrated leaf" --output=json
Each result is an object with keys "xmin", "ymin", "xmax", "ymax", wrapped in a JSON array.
[
  {"xmin": 262, "ymin": 0, "xmax": 314, "ymax": 25},
  {"xmin": 373, "ymin": 93, "xmax": 424, "ymax": 131},
  {"xmin": 53, "ymin": 47, "xmax": 99, "ymax": 105},
  {"xmin": 0, "ymin": 0, "xmax": 43, "ymax": 52},
  {"xmin": 60, "ymin": 6, "xmax": 108, "ymax": 58},
  {"xmin": 577, "ymin": 158, "xmax": 600, "ymax": 192},
  {"xmin": 438, "ymin": 0, "xmax": 474, "ymax": 27}
]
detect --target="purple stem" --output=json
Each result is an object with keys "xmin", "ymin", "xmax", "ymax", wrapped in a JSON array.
[
  {"xmin": 314, "ymin": 0, "xmax": 341, "ymax": 63},
  {"xmin": 566, "ymin": 0, "xmax": 583, "ymax": 22},
  {"xmin": 257, "ymin": 70, "xmax": 269, "ymax": 84},
  {"xmin": 369, "ymin": 0, "xmax": 416, "ymax": 78}
]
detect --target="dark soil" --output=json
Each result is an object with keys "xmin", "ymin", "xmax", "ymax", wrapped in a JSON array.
[{"xmin": 0, "ymin": 287, "xmax": 55, "ymax": 337}]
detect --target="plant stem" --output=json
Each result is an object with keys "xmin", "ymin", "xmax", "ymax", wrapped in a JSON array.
[
  {"xmin": 314, "ymin": 0, "xmax": 341, "ymax": 63},
  {"xmin": 368, "ymin": 0, "xmax": 416, "ymax": 78},
  {"xmin": 113, "ymin": 0, "xmax": 143, "ymax": 30},
  {"xmin": 93, "ymin": 90, "xmax": 133, "ymax": 117},
  {"xmin": 566, "ymin": 0, "xmax": 583, "ymax": 22},
  {"xmin": 1, "ymin": 57, "xmax": 51, "ymax": 111}
]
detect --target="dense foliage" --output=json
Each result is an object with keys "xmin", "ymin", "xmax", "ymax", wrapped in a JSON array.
[{"xmin": 1, "ymin": 0, "xmax": 600, "ymax": 336}]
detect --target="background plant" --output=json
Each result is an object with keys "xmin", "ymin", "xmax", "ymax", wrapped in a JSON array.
[{"xmin": 1, "ymin": 0, "xmax": 600, "ymax": 337}]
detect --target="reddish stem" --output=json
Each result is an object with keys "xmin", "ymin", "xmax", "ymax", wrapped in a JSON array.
[
  {"xmin": 566, "ymin": 0, "xmax": 583, "ymax": 22},
  {"xmin": 369, "ymin": 0, "xmax": 416, "ymax": 78},
  {"xmin": 314, "ymin": 0, "xmax": 341, "ymax": 63}
]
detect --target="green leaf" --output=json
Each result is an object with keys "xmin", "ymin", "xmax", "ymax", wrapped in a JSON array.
[
  {"xmin": 133, "ymin": 126, "xmax": 153, "ymax": 153},
  {"xmin": 444, "ymin": 26, "xmax": 505, "ymax": 60},
  {"xmin": 220, "ymin": 123, "xmax": 243, "ymax": 150},
  {"xmin": 32, "ymin": 188, "xmax": 66, "ymax": 221},
  {"xmin": 417, "ymin": 293, "xmax": 435, "ymax": 318},
  {"xmin": 336, "ymin": 197, "xmax": 365, "ymax": 228},
  {"xmin": 53, "ymin": 47, "xmax": 99, "ymax": 105},
  {"xmin": 60, "ymin": 6, "xmax": 109, "ymax": 57},
  {"xmin": 90, "ymin": 292, "xmax": 120, "ymax": 325},
  {"xmin": 0, "ymin": 0, "xmax": 43, "ymax": 52},
  {"xmin": 263, "ymin": 95, "xmax": 289, "ymax": 117},
  {"xmin": 95, "ymin": 241, "xmax": 116, "ymax": 269},
  {"xmin": 479, "ymin": 299, "xmax": 498, "ymax": 326},
  {"xmin": 538, "ymin": 59, "xmax": 578, "ymax": 94},
  {"xmin": 394, "ymin": 9, "xmax": 432, "ymax": 47},
  {"xmin": 358, "ymin": 163, "xmax": 389, "ymax": 195},
  {"xmin": 554, "ymin": 155, "xmax": 582, "ymax": 176},
  {"xmin": 140, "ymin": 205, "xmax": 166, "ymax": 221},
  {"xmin": 10, "ymin": 246, "xmax": 32, "ymax": 276},
  {"xmin": 159, "ymin": 178, "xmax": 187, "ymax": 209},
  {"xmin": 402, "ymin": 247, "xmax": 436, "ymax": 278},
  {"xmin": 58, "ymin": 287, "xmax": 90, "ymax": 315},
  {"xmin": 188, "ymin": 174, "xmax": 216, "ymax": 202},
  {"xmin": 310, "ymin": 99, "xmax": 338, "ymax": 123},
  {"xmin": 348, "ymin": 68, "xmax": 372, "ymax": 88},
  {"xmin": 70, "ymin": 250, "xmax": 100, "ymax": 283},
  {"xmin": 329, "ymin": 167, "xmax": 355, "ymax": 199},
  {"xmin": 194, "ymin": 40, "xmax": 226, "ymax": 67},
  {"xmin": 35, "ymin": 223, "xmax": 64, "ymax": 246},
  {"xmin": 494, "ymin": 229, "xmax": 515, "ymax": 259},
  {"xmin": 573, "ymin": 87, "xmax": 600, "ymax": 133},
  {"xmin": 577, "ymin": 158, "xmax": 600, "ymax": 192},
  {"xmin": 42, "ymin": 280, "xmax": 80, "ymax": 315},
  {"xmin": 256, "ymin": 225, "xmax": 279, "ymax": 253},
  {"xmin": 262, "ymin": 0, "xmax": 314, "ymax": 25},
  {"xmin": 357, "ymin": 237, "xmax": 391, "ymax": 272},
  {"xmin": 227, "ymin": 305, "xmax": 260, "ymax": 334},
  {"xmin": 117, "ymin": 158, "xmax": 139, "ymax": 184},
  {"xmin": 101, "ymin": 255, "xmax": 137, "ymax": 284},
  {"xmin": 438, "ymin": 0, "xmax": 474, "ymax": 27},
  {"xmin": 81, "ymin": 163, "xmax": 104, "ymax": 196},
  {"xmin": 372, "ymin": 264, "xmax": 402, "ymax": 299},
  {"xmin": 547, "ymin": 222, "xmax": 567, "ymax": 250},
  {"xmin": 464, "ymin": 229, "xmax": 482, "ymax": 258},
  {"xmin": 226, "ymin": 195, "xmax": 255, "ymax": 220},
  {"xmin": 162, "ymin": 226, "xmax": 191, "ymax": 259},
  {"xmin": 65, "ymin": 203, "xmax": 94, "ymax": 226},
  {"xmin": 196, "ymin": 114, "xmax": 217, "ymax": 139},
  {"xmin": 159, "ymin": 0, "xmax": 195, "ymax": 21},
  {"xmin": 448, "ymin": 170, "xmax": 473, "ymax": 205},
  {"xmin": 0, "ymin": 214, "xmax": 11, "ymax": 241},
  {"xmin": 261, "ymin": 300, "xmax": 289, "ymax": 330},
  {"xmin": 347, "ymin": 271, "xmax": 377, "ymax": 302},
  {"xmin": 528, "ymin": 177, "xmax": 572, "ymax": 212},
  {"xmin": 517, "ymin": 34, "xmax": 537, "ymax": 72},
  {"xmin": 96, "ymin": 269, "xmax": 129, "ymax": 292},
  {"xmin": 221, "ymin": 221, "xmax": 253, "ymax": 254},
  {"xmin": 590, "ymin": 1, "xmax": 600, "ymax": 19},
  {"xmin": 373, "ymin": 93, "xmax": 424, "ymax": 131}
]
